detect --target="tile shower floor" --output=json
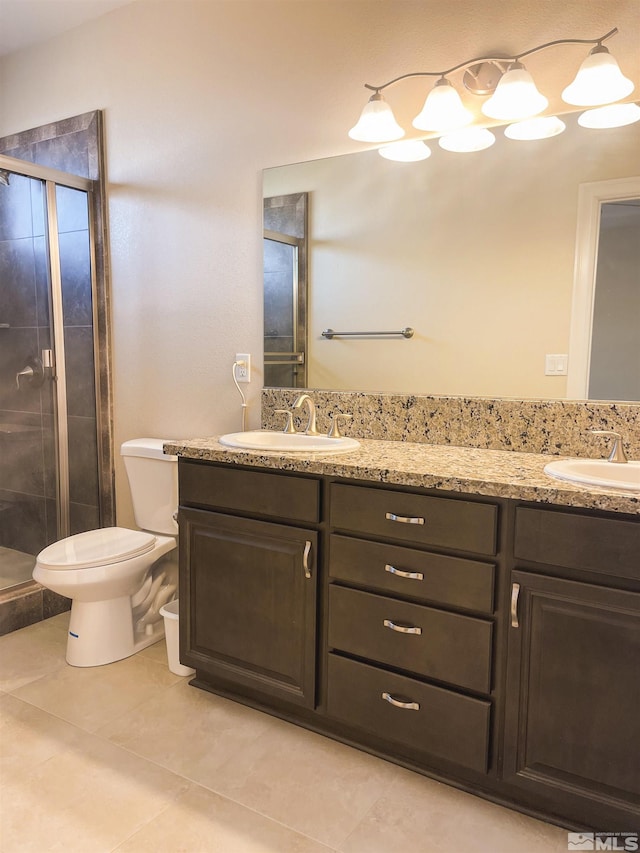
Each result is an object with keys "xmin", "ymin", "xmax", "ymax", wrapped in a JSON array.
[
  {"xmin": 0, "ymin": 614, "xmax": 569, "ymax": 853},
  {"xmin": 0, "ymin": 547, "xmax": 35, "ymax": 591}
]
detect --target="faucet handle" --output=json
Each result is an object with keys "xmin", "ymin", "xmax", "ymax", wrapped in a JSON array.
[
  {"xmin": 327, "ymin": 413, "xmax": 353, "ymax": 439},
  {"xmin": 590, "ymin": 429, "xmax": 628, "ymax": 463},
  {"xmin": 275, "ymin": 409, "xmax": 297, "ymax": 434}
]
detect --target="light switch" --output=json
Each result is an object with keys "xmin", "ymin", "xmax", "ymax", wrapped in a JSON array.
[{"xmin": 545, "ymin": 354, "xmax": 568, "ymax": 376}]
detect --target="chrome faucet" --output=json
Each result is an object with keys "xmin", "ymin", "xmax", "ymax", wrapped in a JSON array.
[
  {"xmin": 292, "ymin": 394, "xmax": 320, "ymax": 435},
  {"xmin": 590, "ymin": 429, "xmax": 629, "ymax": 463},
  {"xmin": 274, "ymin": 409, "xmax": 296, "ymax": 434}
]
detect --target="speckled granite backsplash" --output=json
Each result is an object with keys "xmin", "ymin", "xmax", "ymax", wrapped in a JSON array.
[{"xmin": 262, "ymin": 390, "xmax": 640, "ymax": 459}]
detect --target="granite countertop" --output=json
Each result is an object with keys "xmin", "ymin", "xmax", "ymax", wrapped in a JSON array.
[{"xmin": 164, "ymin": 437, "xmax": 640, "ymax": 515}]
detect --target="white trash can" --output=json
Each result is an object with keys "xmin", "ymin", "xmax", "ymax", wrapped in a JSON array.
[{"xmin": 159, "ymin": 599, "xmax": 195, "ymax": 676}]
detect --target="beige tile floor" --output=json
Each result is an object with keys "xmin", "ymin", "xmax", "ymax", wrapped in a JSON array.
[{"xmin": 0, "ymin": 614, "xmax": 570, "ymax": 853}]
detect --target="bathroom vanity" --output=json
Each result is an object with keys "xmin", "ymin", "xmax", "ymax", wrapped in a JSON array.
[{"xmin": 167, "ymin": 438, "xmax": 640, "ymax": 832}]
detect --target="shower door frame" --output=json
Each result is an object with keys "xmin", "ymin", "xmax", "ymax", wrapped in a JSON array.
[{"xmin": 0, "ymin": 153, "xmax": 100, "ymax": 541}]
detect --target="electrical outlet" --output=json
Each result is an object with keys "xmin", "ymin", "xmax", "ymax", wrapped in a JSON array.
[{"xmin": 235, "ymin": 353, "xmax": 251, "ymax": 382}]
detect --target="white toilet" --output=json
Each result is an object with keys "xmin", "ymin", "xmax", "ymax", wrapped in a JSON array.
[{"xmin": 33, "ymin": 438, "xmax": 179, "ymax": 667}]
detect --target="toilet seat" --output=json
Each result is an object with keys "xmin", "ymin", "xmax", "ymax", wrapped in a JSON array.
[{"xmin": 37, "ymin": 527, "xmax": 157, "ymax": 571}]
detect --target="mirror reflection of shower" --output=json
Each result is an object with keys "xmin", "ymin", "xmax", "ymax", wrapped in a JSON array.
[{"xmin": 263, "ymin": 192, "xmax": 308, "ymax": 388}]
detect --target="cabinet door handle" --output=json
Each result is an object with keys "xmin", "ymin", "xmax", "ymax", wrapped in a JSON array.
[
  {"xmin": 381, "ymin": 691, "xmax": 420, "ymax": 711},
  {"xmin": 511, "ymin": 582, "xmax": 520, "ymax": 628},
  {"xmin": 383, "ymin": 618, "xmax": 422, "ymax": 635},
  {"xmin": 303, "ymin": 540, "xmax": 312, "ymax": 579},
  {"xmin": 385, "ymin": 512, "xmax": 425, "ymax": 525},
  {"xmin": 384, "ymin": 564, "xmax": 424, "ymax": 581}
]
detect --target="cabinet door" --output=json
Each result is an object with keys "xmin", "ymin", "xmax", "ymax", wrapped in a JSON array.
[
  {"xmin": 504, "ymin": 571, "xmax": 640, "ymax": 829},
  {"xmin": 180, "ymin": 508, "xmax": 318, "ymax": 708}
]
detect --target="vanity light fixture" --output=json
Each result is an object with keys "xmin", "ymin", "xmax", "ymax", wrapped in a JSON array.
[
  {"xmin": 481, "ymin": 62, "xmax": 548, "ymax": 121},
  {"xmin": 504, "ymin": 115, "xmax": 567, "ymax": 140},
  {"xmin": 577, "ymin": 102, "xmax": 640, "ymax": 129},
  {"xmin": 412, "ymin": 78, "xmax": 474, "ymax": 132},
  {"xmin": 438, "ymin": 127, "xmax": 496, "ymax": 153},
  {"xmin": 348, "ymin": 92, "xmax": 405, "ymax": 141},
  {"xmin": 378, "ymin": 140, "xmax": 432, "ymax": 161},
  {"xmin": 348, "ymin": 28, "xmax": 635, "ymax": 143},
  {"xmin": 562, "ymin": 45, "xmax": 634, "ymax": 106}
]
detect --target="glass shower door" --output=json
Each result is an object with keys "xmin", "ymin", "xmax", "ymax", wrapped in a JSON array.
[
  {"xmin": 0, "ymin": 169, "xmax": 58, "ymax": 589},
  {"xmin": 0, "ymin": 159, "xmax": 99, "ymax": 592},
  {"xmin": 263, "ymin": 234, "xmax": 306, "ymax": 387}
]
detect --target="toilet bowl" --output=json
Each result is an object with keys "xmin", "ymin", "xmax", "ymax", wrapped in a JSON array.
[{"xmin": 33, "ymin": 439, "xmax": 179, "ymax": 667}]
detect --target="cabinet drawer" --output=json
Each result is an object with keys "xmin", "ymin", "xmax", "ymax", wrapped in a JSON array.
[
  {"xmin": 179, "ymin": 460, "xmax": 320, "ymax": 523},
  {"xmin": 330, "ymin": 484, "xmax": 497, "ymax": 555},
  {"xmin": 515, "ymin": 507, "xmax": 640, "ymax": 580},
  {"xmin": 330, "ymin": 534, "xmax": 495, "ymax": 613},
  {"xmin": 327, "ymin": 654, "xmax": 491, "ymax": 773},
  {"xmin": 328, "ymin": 585, "xmax": 493, "ymax": 693}
]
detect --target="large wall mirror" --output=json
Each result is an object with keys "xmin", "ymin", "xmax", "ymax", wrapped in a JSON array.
[{"xmin": 263, "ymin": 111, "xmax": 640, "ymax": 402}]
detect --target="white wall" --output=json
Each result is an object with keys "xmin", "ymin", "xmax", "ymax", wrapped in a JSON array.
[{"xmin": 0, "ymin": 0, "xmax": 638, "ymax": 522}]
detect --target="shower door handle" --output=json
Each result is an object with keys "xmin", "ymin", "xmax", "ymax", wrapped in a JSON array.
[
  {"xmin": 15, "ymin": 356, "xmax": 44, "ymax": 390},
  {"xmin": 42, "ymin": 349, "xmax": 55, "ymax": 380}
]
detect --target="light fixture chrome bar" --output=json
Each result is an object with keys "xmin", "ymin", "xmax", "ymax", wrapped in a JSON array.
[
  {"xmin": 46, "ymin": 181, "xmax": 71, "ymax": 540},
  {"xmin": 322, "ymin": 327, "xmax": 414, "ymax": 339},
  {"xmin": 363, "ymin": 28, "xmax": 619, "ymax": 93}
]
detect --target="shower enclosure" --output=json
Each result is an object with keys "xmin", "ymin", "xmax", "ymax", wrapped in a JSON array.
[{"xmin": 0, "ymin": 153, "xmax": 103, "ymax": 615}]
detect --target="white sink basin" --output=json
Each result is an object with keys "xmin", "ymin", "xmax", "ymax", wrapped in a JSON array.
[
  {"xmin": 219, "ymin": 430, "xmax": 360, "ymax": 454},
  {"xmin": 544, "ymin": 459, "xmax": 640, "ymax": 492}
]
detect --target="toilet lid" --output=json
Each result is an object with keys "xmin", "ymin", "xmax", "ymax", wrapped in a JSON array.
[{"xmin": 37, "ymin": 527, "xmax": 157, "ymax": 570}]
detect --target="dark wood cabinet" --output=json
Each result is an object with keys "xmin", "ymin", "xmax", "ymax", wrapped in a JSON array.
[
  {"xmin": 325, "ymin": 482, "xmax": 500, "ymax": 778},
  {"xmin": 326, "ymin": 654, "xmax": 492, "ymax": 773},
  {"xmin": 179, "ymin": 465, "xmax": 320, "ymax": 708},
  {"xmin": 178, "ymin": 458, "xmax": 640, "ymax": 831},
  {"xmin": 330, "ymin": 483, "xmax": 498, "ymax": 555},
  {"xmin": 504, "ymin": 569, "xmax": 640, "ymax": 829},
  {"xmin": 328, "ymin": 585, "xmax": 493, "ymax": 693}
]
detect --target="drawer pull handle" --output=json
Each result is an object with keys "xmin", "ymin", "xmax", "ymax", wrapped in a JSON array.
[
  {"xmin": 381, "ymin": 691, "xmax": 420, "ymax": 711},
  {"xmin": 385, "ymin": 512, "xmax": 425, "ymax": 525},
  {"xmin": 303, "ymin": 540, "xmax": 312, "ymax": 579},
  {"xmin": 511, "ymin": 582, "xmax": 520, "ymax": 628},
  {"xmin": 383, "ymin": 618, "xmax": 422, "ymax": 635},
  {"xmin": 384, "ymin": 564, "xmax": 424, "ymax": 581}
]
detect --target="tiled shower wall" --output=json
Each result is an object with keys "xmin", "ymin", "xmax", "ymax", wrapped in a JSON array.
[
  {"xmin": 0, "ymin": 176, "xmax": 57, "ymax": 557},
  {"xmin": 0, "ymin": 112, "xmax": 112, "ymax": 635},
  {"xmin": 0, "ymin": 182, "xmax": 100, "ymax": 558}
]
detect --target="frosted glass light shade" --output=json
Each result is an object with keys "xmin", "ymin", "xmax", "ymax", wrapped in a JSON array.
[
  {"xmin": 504, "ymin": 116, "xmax": 566, "ymax": 140},
  {"xmin": 412, "ymin": 78, "xmax": 473, "ymax": 132},
  {"xmin": 578, "ymin": 102, "xmax": 640, "ymax": 129},
  {"xmin": 348, "ymin": 93, "xmax": 405, "ymax": 142},
  {"xmin": 439, "ymin": 127, "xmax": 496, "ymax": 153},
  {"xmin": 482, "ymin": 62, "xmax": 548, "ymax": 121},
  {"xmin": 562, "ymin": 47, "xmax": 635, "ymax": 106},
  {"xmin": 378, "ymin": 140, "xmax": 431, "ymax": 161}
]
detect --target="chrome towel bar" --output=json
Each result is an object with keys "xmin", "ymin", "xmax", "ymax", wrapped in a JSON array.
[{"xmin": 322, "ymin": 327, "xmax": 414, "ymax": 339}]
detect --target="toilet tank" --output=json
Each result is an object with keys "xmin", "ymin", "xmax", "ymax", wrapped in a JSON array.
[{"xmin": 121, "ymin": 439, "xmax": 178, "ymax": 535}]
